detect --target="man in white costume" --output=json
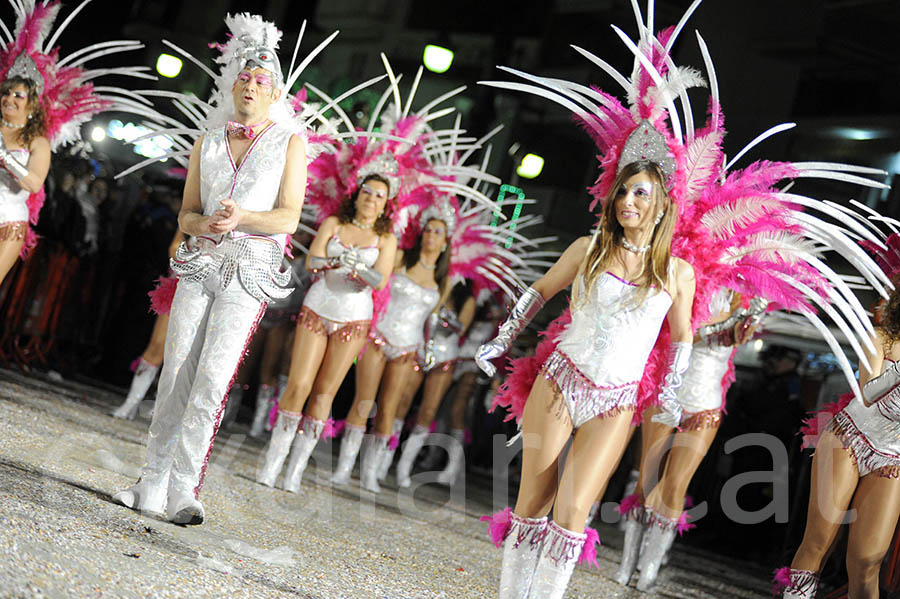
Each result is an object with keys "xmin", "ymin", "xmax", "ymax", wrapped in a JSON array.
[{"xmin": 114, "ymin": 34, "xmax": 306, "ymax": 525}]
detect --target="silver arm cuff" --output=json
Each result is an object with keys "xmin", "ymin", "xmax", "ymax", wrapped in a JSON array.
[
  {"xmin": 475, "ymin": 286, "xmax": 545, "ymax": 376},
  {"xmin": 309, "ymin": 255, "xmax": 341, "ymax": 272},
  {"xmin": 863, "ymin": 360, "xmax": 900, "ymax": 406},
  {"xmin": 0, "ymin": 146, "xmax": 28, "ymax": 180},
  {"xmin": 651, "ymin": 341, "xmax": 693, "ymax": 427},
  {"xmin": 351, "ymin": 263, "xmax": 383, "ymax": 289}
]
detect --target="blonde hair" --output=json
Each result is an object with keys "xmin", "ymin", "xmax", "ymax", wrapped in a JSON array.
[{"xmin": 574, "ymin": 161, "xmax": 676, "ymax": 305}]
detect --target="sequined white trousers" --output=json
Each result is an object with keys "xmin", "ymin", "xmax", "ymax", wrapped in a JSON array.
[{"xmin": 141, "ymin": 273, "xmax": 265, "ymax": 498}]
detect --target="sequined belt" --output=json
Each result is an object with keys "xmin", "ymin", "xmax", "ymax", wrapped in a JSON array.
[{"xmin": 171, "ymin": 235, "xmax": 292, "ymax": 303}]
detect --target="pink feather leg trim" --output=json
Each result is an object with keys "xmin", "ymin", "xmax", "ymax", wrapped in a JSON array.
[
  {"xmin": 772, "ymin": 567, "xmax": 792, "ymax": 596},
  {"xmin": 332, "ymin": 419, "xmax": 346, "ymax": 438},
  {"xmin": 387, "ymin": 435, "xmax": 399, "ymax": 450},
  {"xmin": 322, "ymin": 418, "xmax": 337, "ymax": 440},
  {"xmin": 578, "ymin": 527, "xmax": 601, "ymax": 568},
  {"xmin": 267, "ymin": 402, "xmax": 279, "ymax": 429},
  {"xmin": 617, "ymin": 493, "xmax": 644, "ymax": 516},
  {"xmin": 675, "ymin": 512, "xmax": 696, "ymax": 536},
  {"xmin": 148, "ymin": 276, "xmax": 178, "ymax": 315},
  {"xmin": 479, "ymin": 507, "xmax": 513, "ymax": 548}
]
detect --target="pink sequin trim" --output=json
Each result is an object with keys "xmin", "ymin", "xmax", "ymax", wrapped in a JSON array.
[
  {"xmin": 194, "ymin": 300, "xmax": 267, "ymax": 497},
  {"xmin": 541, "ymin": 350, "xmax": 637, "ymax": 426},
  {"xmin": 680, "ymin": 409, "xmax": 722, "ymax": 431},
  {"xmin": 828, "ymin": 410, "xmax": 900, "ymax": 479},
  {"xmin": 297, "ymin": 306, "xmax": 370, "ymax": 342}
]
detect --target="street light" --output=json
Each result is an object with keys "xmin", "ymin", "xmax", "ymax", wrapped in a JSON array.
[
  {"xmin": 90, "ymin": 126, "xmax": 106, "ymax": 143},
  {"xmin": 156, "ymin": 53, "xmax": 183, "ymax": 78},
  {"xmin": 423, "ymin": 44, "xmax": 453, "ymax": 74},
  {"xmin": 516, "ymin": 153, "xmax": 544, "ymax": 179}
]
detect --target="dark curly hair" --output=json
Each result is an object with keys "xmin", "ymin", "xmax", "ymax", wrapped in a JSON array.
[
  {"xmin": 337, "ymin": 174, "xmax": 393, "ymax": 235},
  {"xmin": 0, "ymin": 76, "xmax": 46, "ymax": 147},
  {"xmin": 880, "ymin": 281, "xmax": 900, "ymax": 351}
]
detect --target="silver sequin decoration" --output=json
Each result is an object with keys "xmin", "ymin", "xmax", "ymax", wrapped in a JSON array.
[{"xmin": 617, "ymin": 119, "xmax": 676, "ymax": 179}]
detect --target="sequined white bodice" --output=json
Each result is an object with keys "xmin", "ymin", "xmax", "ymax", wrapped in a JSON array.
[
  {"xmin": 556, "ymin": 272, "xmax": 672, "ymax": 388},
  {"xmin": 843, "ymin": 358, "xmax": 900, "ymax": 457},
  {"xmin": 677, "ymin": 288, "xmax": 734, "ymax": 413},
  {"xmin": 376, "ymin": 273, "xmax": 441, "ymax": 349},
  {"xmin": 302, "ymin": 234, "xmax": 381, "ymax": 323},
  {"xmin": 199, "ymin": 124, "xmax": 294, "ymax": 248},
  {"xmin": 0, "ymin": 149, "xmax": 30, "ymax": 223}
]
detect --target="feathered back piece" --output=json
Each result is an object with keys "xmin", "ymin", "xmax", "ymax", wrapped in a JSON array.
[
  {"xmin": 0, "ymin": 0, "xmax": 153, "ymax": 255},
  {"xmin": 485, "ymin": 0, "xmax": 892, "ymax": 420}
]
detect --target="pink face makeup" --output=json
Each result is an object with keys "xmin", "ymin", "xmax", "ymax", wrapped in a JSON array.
[
  {"xmin": 615, "ymin": 181, "xmax": 654, "ymax": 202},
  {"xmin": 237, "ymin": 71, "xmax": 273, "ymax": 89},
  {"xmin": 361, "ymin": 184, "xmax": 387, "ymax": 200}
]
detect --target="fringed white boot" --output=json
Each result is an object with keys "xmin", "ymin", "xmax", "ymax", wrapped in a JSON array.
[
  {"xmin": 527, "ymin": 521, "xmax": 585, "ymax": 599},
  {"xmin": 249, "ymin": 384, "xmax": 276, "ymax": 438},
  {"xmin": 255, "ymin": 410, "xmax": 301, "ymax": 487},
  {"xmin": 111, "ymin": 358, "xmax": 159, "ymax": 419},
  {"xmin": 635, "ymin": 510, "xmax": 678, "ymax": 592},
  {"xmin": 395, "ymin": 425, "xmax": 429, "ymax": 488},
  {"xmin": 614, "ymin": 508, "xmax": 645, "ymax": 585},
  {"xmin": 281, "ymin": 417, "xmax": 325, "ymax": 493},
  {"xmin": 498, "ymin": 512, "xmax": 547, "ymax": 599},
  {"xmin": 331, "ymin": 424, "xmax": 365, "ymax": 485},
  {"xmin": 377, "ymin": 418, "xmax": 404, "ymax": 481},
  {"xmin": 437, "ymin": 428, "xmax": 466, "ymax": 485},
  {"xmin": 774, "ymin": 568, "xmax": 820, "ymax": 599},
  {"xmin": 360, "ymin": 434, "xmax": 388, "ymax": 493}
]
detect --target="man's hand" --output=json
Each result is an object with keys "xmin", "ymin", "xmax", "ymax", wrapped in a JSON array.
[{"xmin": 208, "ymin": 199, "xmax": 244, "ymax": 234}]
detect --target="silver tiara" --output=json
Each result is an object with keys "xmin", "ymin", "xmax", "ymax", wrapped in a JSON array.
[
  {"xmin": 8, "ymin": 53, "xmax": 44, "ymax": 95},
  {"xmin": 420, "ymin": 196, "xmax": 457, "ymax": 236},
  {"xmin": 238, "ymin": 35, "xmax": 283, "ymax": 87},
  {"xmin": 617, "ymin": 120, "xmax": 675, "ymax": 179},
  {"xmin": 356, "ymin": 151, "xmax": 401, "ymax": 199}
]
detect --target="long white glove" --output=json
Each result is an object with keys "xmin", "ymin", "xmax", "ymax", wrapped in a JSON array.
[
  {"xmin": 340, "ymin": 248, "xmax": 384, "ymax": 289},
  {"xmin": 475, "ymin": 287, "xmax": 544, "ymax": 376},
  {"xmin": 651, "ymin": 341, "xmax": 693, "ymax": 427},
  {"xmin": 0, "ymin": 135, "xmax": 28, "ymax": 180},
  {"xmin": 863, "ymin": 361, "xmax": 900, "ymax": 407}
]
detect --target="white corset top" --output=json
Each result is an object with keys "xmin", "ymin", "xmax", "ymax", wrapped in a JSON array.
[
  {"xmin": 302, "ymin": 234, "xmax": 381, "ymax": 323},
  {"xmin": 376, "ymin": 273, "xmax": 441, "ymax": 349},
  {"xmin": 556, "ymin": 272, "xmax": 672, "ymax": 388},
  {"xmin": 0, "ymin": 149, "xmax": 30, "ymax": 223}
]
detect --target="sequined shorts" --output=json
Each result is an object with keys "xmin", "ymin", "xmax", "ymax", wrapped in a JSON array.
[
  {"xmin": 0, "ymin": 220, "xmax": 27, "ymax": 242},
  {"xmin": 680, "ymin": 409, "xmax": 722, "ymax": 431},
  {"xmin": 369, "ymin": 330, "xmax": 417, "ymax": 363},
  {"xmin": 540, "ymin": 350, "xmax": 637, "ymax": 428},
  {"xmin": 297, "ymin": 306, "xmax": 370, "ymax": 343},
  {"xmin": 827, "ymin": 410, "xmax": 900, "ymax": 479}
]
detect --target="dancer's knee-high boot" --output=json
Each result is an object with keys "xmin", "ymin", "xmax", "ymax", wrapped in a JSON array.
[
  {"xmin": 360, "ymin": 434, "xmax": 389, "ymax": 493},
  {"xmin": 282, "ymin": 417, "xmax": 325, "ymax": 493},
  {"xmin": 528, "ymin": 520, "xmax": 586, "ymax": 599},
  {"xmin": 773, "ymin": 568, "xmax": 820, "ymax": 599},
  {"xmin": 497, "ymin": 513, "xmax": 547, "ymax": 599},
  {"xmin": 395, "ymin": 424, "xmax": 429, "ymax": 488},
  {"xmin": 112, "ymin": 359, "xmax": 159, "ymax": 419},
  {"xmin": 255, "ymin": 410, "xmax": 302, "ymax": 487},
  {"xmin": 437, "ymin": 428, "xmax": 466, "ymax": 485},
  {"xmin": 331, "ymin": 424, "xmax": 365, "ymax": 485},
  {"xmin": 249, "ymin": 384, "xmax": 276, "ymax": 438},
  {"xmin": 635, "ymin": 510, "xmax": 678, "ymax": 591},
  {"xmin": 377, "ymin": 418, "xmax": 404, "ymax": 481},
  {"xmin": 615, "ymin": 507, "xmax": 645, "ymax": 585}
]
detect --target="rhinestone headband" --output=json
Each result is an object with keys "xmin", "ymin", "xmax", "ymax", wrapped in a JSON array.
[
  {"xmin": 238, "ymin": 35, "xmax": 283, "ymax": 87},
  {"xmin": 419, "ymin": 197, "xmax": 457, "ymax": 236},
  {"xmin": 356, "ymin": 151, "xmax": 401, "ymax": 199},
  {"xmin": 617, "ymin": 120, "xmax": 675, "ymax": 180},
  {"xmin": 7, "ymin": 53, "xmax": 44, "ymax": 95}
]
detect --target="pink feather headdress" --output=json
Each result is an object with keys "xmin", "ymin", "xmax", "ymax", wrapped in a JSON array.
[
  {"xmin": 0, "ymin": 0, "xmax": 152, "ymax": 256},
  {"xmin": 484, "ymin": 2, "xmax": 891, "ymax": 422}
]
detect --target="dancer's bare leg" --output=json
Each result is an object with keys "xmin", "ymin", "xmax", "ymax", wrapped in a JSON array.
[
  {"xmin": 791, "ymin": 431, "xmax": 860, "ymax": 572},
  {"xmin": 644, "ymin": 424, "xmax": 718, "ymax": 518},
  {"xmin": 372, "ymin": 359, "xmax": 417, "ymax": 436},
  {"xmin": 633, "ymin": 407, "xmax": 675, "ymax": 498},
  {"xmin": 416, "ymin": 367, "xmax": 456, "ymax": 427},
  {"xmin": 259, "ymin": 322, "xmax": 290, "ymax": 386},
  {"xmin": 141, "ymin": 313, "xmax": 169, "ymax": 366},
  {"xmin": 554, "ymin": 409, "xmax": 635, "ymax": 530},
  {"xmin": 513, "ymin": 377, "xmax": 574, "ymax": 518},
  {"xmin": 304, "ymin": 334, "xmax": 371, "ymax": 421},
  {"xmin": 279, "ymin": 325, "xmax": 329, "ymax": 413},
  {"xmin": 395, "ymin": 368, "xmax": 424, "ymax": 423},
  {"xmin": 345, "ymin": 345, "xmax": 387, "ymax": 427},
  {"xmin": 845, "ymin": 473, "xmax": 900, "ymax": 598},
  {"xmin": 0, "ymin": 236, "xmax": 24, "ymax": 286},
  {"xmin": 449, "ymin": 371, "xmax": 477, "ymax": 430}
]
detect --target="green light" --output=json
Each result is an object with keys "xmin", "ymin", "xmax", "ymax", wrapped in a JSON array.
[
  {"xmin": 491, "ymin": 184, "xmax": 525, "ymax": 248},
  {"xmin": 156, "ymin": 53, "xmax": 183, "ymax": 78},
  {"xmin": 423, "ymin": 44, "xmax": 454, "ymax": 74},
  {"xmin": 516, "ymin": 153, "xmax": 544, "ymax": 179}
]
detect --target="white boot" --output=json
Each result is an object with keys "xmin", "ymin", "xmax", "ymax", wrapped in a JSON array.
[
  {"xmin": 360, "ymin": 434, "xmax": 388, "ymax": 493},
  {"xmin": 528, "ymin": 521, "xmax": 585, "ymax": 599},
  {"xmin": 331, "ymin": 425, "xmax": 365, "ymax": 485},
  {"xmin": 112, "ymin": 359, "xmax": 159, "ymax": 419},
  {"xmin": 249, "ymin": 384, "xmax": 276, "ymax": 438},
  {"xmin": 255, "ymin": 411, "xmax": 301, "ymax": 487},
  {"xmin": 270, "ymin": 375, "xmax": 289, "ymax": 432},
  {"xmin": 281, "ymin": 417, "xmax": 325, "ymax": 493},
  {"xmin": 166, "ymin": 486, "xmax": 205, "ymax": 525},
  {"xmin": 437, "ymin": 428, "xmax": 466, "ymax": 485},
  {"xmin": 635, "ymin": 511, "xmax": 678, "ymax": 592},
  {"xmin": 220, "ymin": 385, "xmax": 244, "ymax": 429},
  {"xmin": 112, "ymin": 477, "xmax": 167, "ymax": 516},
  {"xmin": 395, "ymin": 425, "xmax": 429, "ymax": 488},
  {"xmin": 376, "ymin": 419, "xmax": 404, "ymax": 481},
  {"xmin": 614, "ymin": 514, "xmax": 644, "ymax": 585},
  {"xmin": 497, "ymin": 512, "xmax": 547, "ymax": 599},
  {"xmin": 777, "ymin": 568, "xmax": 820, "ymax": 599}
]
